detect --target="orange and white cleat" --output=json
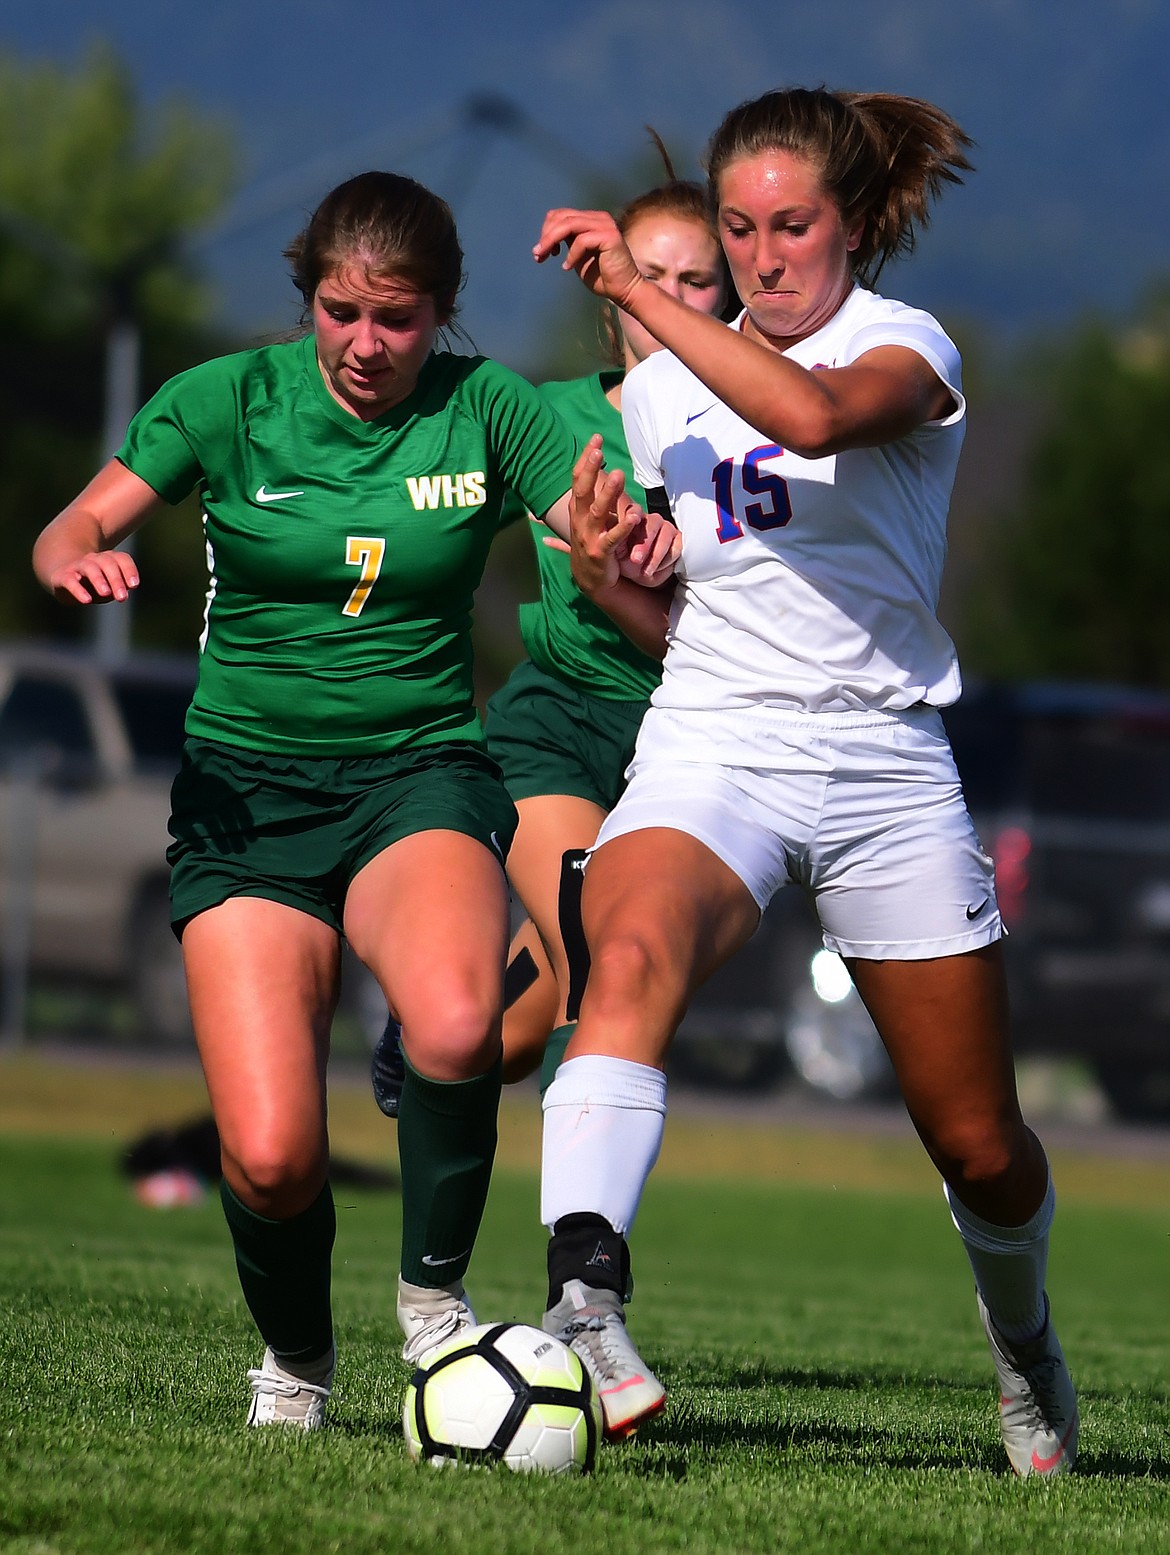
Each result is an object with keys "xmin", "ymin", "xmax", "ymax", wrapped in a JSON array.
[
  {"xmin": 543, "ymin": 1279, "xmax": 665, "ymax": 1439},
  {"xmin": 979, "ymin": 1294, "xmax": 1078, "ymax": 1477}
]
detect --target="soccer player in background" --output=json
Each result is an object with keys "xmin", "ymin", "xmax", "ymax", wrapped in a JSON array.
[
  {"xmin": 372, "ymin": 141, "xmax": 731, "ymax": 1117},
  {"xmin": 32, "ymin": 170, "xmax": 675, "ymax": 1429},
  {"xmin": 533, "ymin": 86, "xmax": 1079, "ymax": 1476}
]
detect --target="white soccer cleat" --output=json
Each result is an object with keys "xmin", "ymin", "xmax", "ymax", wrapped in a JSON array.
[
  {"xmin": 246, "ymin": 1345, "xmax": 334, "ymax": 1430},
  {"xmin": 398, "ymin": 1276, "xmax": 478, "ymax": 1370},
  {"xmin": 543, "ymin": 1278, "xmax": 665, "ymax": 1439},
  {"xmin": 978, "ymin": 1294, "xmax": 1078, "ymax": 1477}
]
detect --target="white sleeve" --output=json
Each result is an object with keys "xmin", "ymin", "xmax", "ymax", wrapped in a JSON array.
[
  {"xmin": 845, "ymin": 315, "xmax": 965, "ymax": 427},
  {"xmin": 620, "ymin": 359, "xmax": 663, "ymax": 492}
]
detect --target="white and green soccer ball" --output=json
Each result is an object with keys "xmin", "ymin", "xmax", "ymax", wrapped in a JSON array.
[{"xmin": 403, "ymin": 1321, "xmax": 602, "ymax": 1474}]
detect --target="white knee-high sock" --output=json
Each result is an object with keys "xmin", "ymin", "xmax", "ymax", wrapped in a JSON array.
[
  {"xmin": 945, "ymin": 1174, "xmax": 1054, "ymax": 1343},
  {"xmin": 541, "ymin": 1054, "xmax": 667, "ymax": 1234}
]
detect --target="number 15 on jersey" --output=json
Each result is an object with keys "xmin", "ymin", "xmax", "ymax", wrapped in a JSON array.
[{"xmin": 713, "ymin": 445, "xmax": 792, "ymax": 543}]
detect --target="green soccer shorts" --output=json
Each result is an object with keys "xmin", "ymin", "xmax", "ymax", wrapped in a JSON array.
[
  {"xmin": 167, "ymin": 738, "xmax": 517, "ymax": 935},
  {"xmin": 484, "ymin": 659, "xmax": 649, "ymax": 811}
]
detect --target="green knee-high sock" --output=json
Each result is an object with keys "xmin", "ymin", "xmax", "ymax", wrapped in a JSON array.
[
  {"xmin": 397, "ymin": 1054, "xmax": 502, "ymax": 1288},
  {"xmin": 539, "ymin": 1023, "xmax": 576, "ymax": 1097},
  {"xmin": 220, "ymin": 1179, "xmax": 335, "ymax": 1365}
]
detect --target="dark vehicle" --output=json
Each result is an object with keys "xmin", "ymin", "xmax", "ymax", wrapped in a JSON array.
[{"xmin": 674, "ymin": 682, "xmax": 1170, "ymax": 1120}]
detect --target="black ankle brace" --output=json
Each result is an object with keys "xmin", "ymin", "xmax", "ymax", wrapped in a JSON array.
[{"xmin": 548, "ymin": 1212, "xmax": 629, "ymax": 1307}]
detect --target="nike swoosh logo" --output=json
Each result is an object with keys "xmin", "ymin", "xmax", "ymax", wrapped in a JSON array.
[
  {"xmin": 421, "ymin": 1248, "xmax": 472, "ymax": 1268},
  {"xmin": 685, "ymin": 406, "xmax": 715, "ymax": 425},
  {"xmin": 966, "ymin": 898, "xmax": 990, "ymax": 920},
  {"xmin": 489, "ymin": 830, "xmax": 503, "ymax": 860},
  {"xmin": 1030, "ymin": 1411, "xmax": 1078, "ymax": 1474},
  {"xmin": 255, "ymin": 485, "xmax": 306, "ymax": 503}
]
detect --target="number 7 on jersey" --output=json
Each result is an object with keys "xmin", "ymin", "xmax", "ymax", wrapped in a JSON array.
[{"xmin": 343, "ymin": 536, "xmax": 386, "ymax": 617}]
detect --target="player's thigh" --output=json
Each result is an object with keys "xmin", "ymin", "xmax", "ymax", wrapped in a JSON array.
[
  {"xmin": 506, "ymin": 792, "xmax": 608, "ymax": 976},
  {"xmin": 849, "ymin": 945, "xmax": 1022, "ymax": 1159},
  {"xmin": 181, "ymin": 896, "xmax": 340, "ymax": 1199},
  {"xmin": 584, "ymin": 827, "xmax": 760, "ymax": 1001},
  {"xmin": 344, "ymin": 829, "xmax": 510, "ymax": 1077}
]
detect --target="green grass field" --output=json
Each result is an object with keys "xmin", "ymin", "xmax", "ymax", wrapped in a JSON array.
[{"xmin": 1, "ymin": 1058, "xmax": 1169, "ymax": 1554}]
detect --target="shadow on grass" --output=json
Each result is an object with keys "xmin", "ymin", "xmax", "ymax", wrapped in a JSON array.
[
  {"xmin": 673, "ymin": 1357, "xmax": 1170, "ymax": 1411},
  {"xmin": 635, "ymin": 1404, "xmax": 1005, "ymax": 1477},
  {"xmin": 620, "ymin": 1410, "xmax": 1170, "ymax": 1482},
  {"xmin": 669, "ymin": 1357, "xmax": 979, "ymax": 1394},
  {"xmin": 614, "ymin": 1367, "xmax": 1170, "ymax": 1483},
  {"xmin": 331, "ymin": 1402, "xmax": 1170, "ymax": 1483}
]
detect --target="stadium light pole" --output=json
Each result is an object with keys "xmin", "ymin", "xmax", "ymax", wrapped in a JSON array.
[
  {"xmin": 93, "ymin": 272, "xmax": 141, "ymax": 666},
  {"xmin": 196, "ymin": 93, "xmax": 608, "ymax": 263}
]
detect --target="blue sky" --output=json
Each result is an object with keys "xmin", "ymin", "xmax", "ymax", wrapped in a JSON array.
[{"xmin": 5, "ymin": 1, "xmax": 1169, "ymax": 371}]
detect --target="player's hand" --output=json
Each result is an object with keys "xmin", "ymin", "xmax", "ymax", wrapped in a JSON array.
[
  {"xmin": 563, "ymin": 436, "xmax": 632, "ymax": 599},
  {"xmin": 533, "ymin": 209, "xmax": 644, "ymax": 311},
  {"xmin": 622, "ymin": 505, "xmax": 681, "ymax": 587},
  {"xmin": 563, "ymin": 436, "xmax": 680, "ymax": 595},
  {"xmin": 47, "ymin": 551, "xmax": 139, "ymax": 606}
]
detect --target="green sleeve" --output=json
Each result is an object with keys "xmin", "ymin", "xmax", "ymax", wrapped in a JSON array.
[
  {"xmin": 466, "ymin": 361, "xmax": 578, "ymax": 522},
  {"xmin": 117, "ymin": 358, "xmax": 240, "ymax": 505}
]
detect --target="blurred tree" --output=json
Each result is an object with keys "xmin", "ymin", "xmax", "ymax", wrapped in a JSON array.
[
  {"xmin": 961, "ymin": 286, "xmax": 1170, "ymax": 688},
  {"xmin": 0, "ymin": 43, "xmax": 239, "ymax": 650}
]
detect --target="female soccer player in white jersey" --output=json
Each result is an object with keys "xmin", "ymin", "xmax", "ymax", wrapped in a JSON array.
[
  {"xmin": 531, "ymin": 87, "xmax": 1078, "ymax": 1475},
  {"xmin": 32, "ymin": 171, "xmax": 675, "ymax": 1431}
]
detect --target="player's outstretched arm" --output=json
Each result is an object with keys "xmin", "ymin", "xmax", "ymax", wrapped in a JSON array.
[
  {"xmin": 534, "ymin": 210, "xmax": 952, "ymax": 458},
  {"xmin": 33, "ymin": 461, "xmax": 164, "ymax": 605}
]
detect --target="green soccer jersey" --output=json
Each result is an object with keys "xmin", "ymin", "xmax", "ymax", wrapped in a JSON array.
[
  {"xmin": 518, "ymin": 373, "xmax": 662, "ymax": 702},
  {"xmin": 118, "ymin": 338, "xmax": 576, "ymax": 754}
]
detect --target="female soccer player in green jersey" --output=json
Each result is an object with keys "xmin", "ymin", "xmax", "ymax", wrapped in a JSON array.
[
  {"xmin": 370, "ymin": 151, "xmax": 730, "ymax": 1119},
  {"xmin": 32, "ymin": 170, "xmax": 677, "ymax": 1430}
]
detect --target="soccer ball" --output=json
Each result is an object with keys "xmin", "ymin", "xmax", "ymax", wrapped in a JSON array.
[{"xmin": 403, "ymin": 1321, "xmax": 601, "ymax": 1474}]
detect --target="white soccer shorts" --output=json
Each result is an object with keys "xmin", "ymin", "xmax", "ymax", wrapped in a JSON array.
[{"xmin": 592, "ymin": 703, "xmax": 1002, "ymax": 961}]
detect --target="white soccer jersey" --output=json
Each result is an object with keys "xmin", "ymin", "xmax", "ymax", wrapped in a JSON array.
[{"xmin": 622, "ymin": 285, "xmax": 966, "ymax": 719}]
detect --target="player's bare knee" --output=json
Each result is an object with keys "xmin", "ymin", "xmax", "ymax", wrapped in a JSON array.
[
  {"xmin": 223, "ymin": 1140, "xmax": 327, "ymax": 1217},
  {"xmin": 407, "ymin": 996, "xmax": 502, "ymax": 1079},
  {"xmin": 587, "ymin": 932, "xmax": 678, "ymax": 1013},
  {"xmin": 928, "ymin": 1114, "xmax": 1020, "ymax": 1194}
]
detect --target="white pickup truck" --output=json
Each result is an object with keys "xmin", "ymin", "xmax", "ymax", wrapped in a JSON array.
[{"xmin": 0, "ymin": 643, "xmax": 196, "ymax": 1042}]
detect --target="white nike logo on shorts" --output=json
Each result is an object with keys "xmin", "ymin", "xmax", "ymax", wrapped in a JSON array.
[{"xmin": 255, "ymin": 485, "xmax": 305, "ymax": 503}]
